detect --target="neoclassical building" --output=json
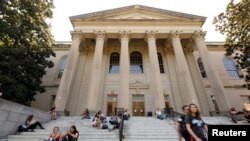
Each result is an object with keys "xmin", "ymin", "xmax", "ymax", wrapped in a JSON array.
[{"xmin": 31, "ymin": 5, "xmax": 250, "ymax": 116}]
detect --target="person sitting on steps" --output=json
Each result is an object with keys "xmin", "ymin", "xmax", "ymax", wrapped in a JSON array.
[
  {"xmin": 156, "ymin": 108, "xmax": 163, "ymax": 120},
  {"xmin": 81, "ymin": 109, "xmax": 90, "ymax": 119},
  {"xmin": 60, "ymin": 125, "xmax": 79, "ymax": 141},
  {"xmin": 25, "ymin": 115, "xmax": 45, "ymax": 131},
  {"xmin": 46, "ymin": 126, "xmax": 61, "ymax": 141},
  {"xmin": 230, "ymin": 107, "xmax": 243, "ymax": 116}
]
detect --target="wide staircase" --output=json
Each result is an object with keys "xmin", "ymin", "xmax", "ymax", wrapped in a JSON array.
[
  {"xmin": 123, "ymin": 117, "xmax": 178, "ymax": 141},
  {"xmin": 3, "ymin": 116, "xmax": 119, "ymax": 141},
  {"xmin": 3, "ymin": 116, "xmax": 178, "ymax": 141}
]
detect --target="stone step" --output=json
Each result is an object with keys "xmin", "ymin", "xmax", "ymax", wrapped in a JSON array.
[
  {"xmin": 5, "ymin": 116, "xmax": 179, "ymax": 141},
  {"xmin": 123, "ymin": 139, "xmax": 177, "ymax": 141},
  {"xmin": 19, "ymin": 131, "xmax": 118, "ymax": 135},
  {"xmin": 2, "ymin": 139, "xmax": 120, "ymax": 141},
  {"xmin": 8, "ymin": 135, "xmax": 118, "ymax": 139}
]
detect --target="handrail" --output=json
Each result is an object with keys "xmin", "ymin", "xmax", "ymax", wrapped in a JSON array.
[{"xmin": 119, "ymin": 111, "xmax": 125, "ymax": 141}]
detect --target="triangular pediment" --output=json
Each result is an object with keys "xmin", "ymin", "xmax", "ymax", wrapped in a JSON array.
[
  {"xmin": 104, "ymin": 11, "xmax": 183, "ymax": 20},
  {"xmin": 70, "ymin": 5, "xmax": 206, "ymax": 22},
  {"xmin": 129, "ymin": 80, "xmax": 149, "ymax": 89}
]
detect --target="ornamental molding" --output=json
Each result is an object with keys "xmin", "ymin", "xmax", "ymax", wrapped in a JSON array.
[
  {"xmin": 145, "ymin": 30, "xmax": 158, "ymax": 40},
  {"xmin": 70, "ymin": 30, "xmax": 83, "ymax": 40},
  {"xmin": 94, "ymin": 30, "xmax": 106, "ymax": 40},
  {"xmin": 129, "ymin": 80, "xmax": 149, "ymax": 89},
  {"xmin": 192, "ymin": 30, "xmax": 206, "ymax": 40},
  {"xmin": 119, "ymin": 30, "xmax": 131, "ymax": 41},
  {"xmin": 169, "ymin": 30, "xmax": 182, "ymax": 40},
  {"xmin": 164, "ymin": 47, "xmax": 174, "ymax": 54}
]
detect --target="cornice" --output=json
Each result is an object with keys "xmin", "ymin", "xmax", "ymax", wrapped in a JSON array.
[{"xmin": 72, "ymin": 21, "xmax": 203, "ymax": 27}]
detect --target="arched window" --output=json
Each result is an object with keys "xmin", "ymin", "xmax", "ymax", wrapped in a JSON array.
[
  {"xmin": 58, "ymin": 56, "xmax": 68, "ymax": 78},
  {"xmin": 223, "ymin": 57, "xmax": 239, "ymax": 79},
  {"xmin": 197, "ymin": 57, "xmax": 207, "ymax": 78},
  {"xmin": 157, "ymin": 53, "xmax": 164, "ymax": 73},
  {"xmin": 109, "ymin": 52, "xmax": 120, "ymax": 73},
  {"xmin": 130, "ymin": 51, "xmax": 143, "ymax": 73}
]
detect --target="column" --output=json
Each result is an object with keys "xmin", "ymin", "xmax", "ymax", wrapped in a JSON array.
[
  {"xmin": 86, "ymin": 31, "xmax": 106, "ymax": 112},
  {"xmin": 146, "ymin": 31, "xmax": 165, "ymax": 109},
  {"xmin": 170, "ymin": 31, "xmax": 200, "ymax": 106},
  {"xmin": 55, "ymin": 31, "xmax": 82, "ymax": 113},
  {"xmin": 193, "ymin": 31, "xmax": 230, "ymax": 112},
  {"xmin": 185, "ymin": 50, "xmax": 211, "ymax": 115},
  {"xmin": 118, "ymin": 31, "xmax": 130, "ymax": 110},
  {"xmin": 165, "ymin": 46, "xmax": 183, "ymax": 112}
]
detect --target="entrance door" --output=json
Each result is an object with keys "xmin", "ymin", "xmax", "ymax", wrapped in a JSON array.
[
  {"xmin": 164, "ymin": 94, "xmax": 171, "ymax": 109},
  {"xmin": 107, "ymin": 102, "xmax": 117, "ymax": 116},
  {"xmin": 132, "ymin": 102, "xmax": 145, "ymax": 116}
]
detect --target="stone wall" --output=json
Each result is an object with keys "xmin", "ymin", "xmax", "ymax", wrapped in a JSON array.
[{"xmin": 0, "ymin": 98, "xmax": 50, "ymax": 138}]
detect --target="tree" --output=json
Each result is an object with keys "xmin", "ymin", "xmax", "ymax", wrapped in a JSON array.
[
  {"xmin": 215, "ymin": 0, "xmax": 250, "ymax": 88},
  {"xmin": 0, "ymin": 0, "xmax": 55, "ymax": 105}
]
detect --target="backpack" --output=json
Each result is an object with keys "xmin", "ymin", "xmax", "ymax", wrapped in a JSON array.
[{"xmin": 101, "ymin": 123, "xmax": 108, "ymax": 129}]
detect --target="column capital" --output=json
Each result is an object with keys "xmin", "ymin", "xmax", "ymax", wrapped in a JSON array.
[
  {"xmin": 164, "ymin": 47, "xmax": 174, "ymax": 54},
  {"xmin": 119, "ymin": 30, "xmax": 131, "ymax": 41},
  {"xmin": 169, "ymin": 31, "xmax": 182, "ymax": 40},
  {"xmin": 192, "ymin": 30, "xmax": 206, "ymax": 41},
  {"xmin": 183, "ymin": 47, "xmax": 194, "ymax": 54},
  {"xmin": 94, "ymin": 30, "xmax": 106, "ymax": 40},
  {"xmin": 145, "ymin": 30, "xmax": 158, "ymax": 41},
  {"xmin": 71, "ymin": 30, "xmax": 83, "ymax": 40}
]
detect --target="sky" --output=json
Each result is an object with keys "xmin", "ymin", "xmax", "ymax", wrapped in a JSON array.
[{"xmin": 49, "ymin": 0, "xmax": 232, "ymax": 42}]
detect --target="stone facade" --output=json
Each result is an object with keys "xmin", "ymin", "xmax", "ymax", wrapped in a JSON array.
[
  {"xmin": 0, "ymin": 98, "xmax": 50, "ymax": 138},
  {"xmin": 31, "ymin": 5, "xmax": 250, "ymax": 116}
]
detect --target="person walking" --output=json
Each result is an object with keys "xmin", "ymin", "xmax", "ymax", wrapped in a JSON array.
[
  {"xmin": 176, "ymin": 105, "xmax": 190, "ymax": 141},
  {"xmin": 185, "ymin": 104, "xmax": 207, "ymax": 141}
]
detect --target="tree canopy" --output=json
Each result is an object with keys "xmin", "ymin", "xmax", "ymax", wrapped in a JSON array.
[
  {"xmin": 215, "ymin": 0, "xmax": 250, "ymax": 88},
  {"xmin": 0, "ymin": 0, "xmax": 55, "ymax": 105}
]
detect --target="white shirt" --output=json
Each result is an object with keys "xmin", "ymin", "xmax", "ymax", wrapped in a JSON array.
[{"xmin": 156, "ymin": 110, "xmax": 162, "ymax": 116}]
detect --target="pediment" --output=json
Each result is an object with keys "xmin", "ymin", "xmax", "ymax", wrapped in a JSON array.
[
  {"xmin": 70, "ymin": 5, "xmax": 206, "ymax": 22},
  {"xmin": 130, "ymin": 80, "xmax": 149, "ymax": 89},
  {"xmin": 104, "ymin": 11, "xmax": 184, "ymax": 20}
]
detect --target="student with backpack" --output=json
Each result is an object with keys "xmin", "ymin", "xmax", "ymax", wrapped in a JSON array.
[{"xmin": 176, "ymin": 105, "xmax": 190, "ymax": 141}]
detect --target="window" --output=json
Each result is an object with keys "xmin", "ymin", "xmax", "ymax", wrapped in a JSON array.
[
  {"xmin": 223, "ymin": 57, "xmax": 239, "ymax": 79},
  {"xmin": 157, "ymin": 53, "xmax": 165, "ymax": 73},
  {"xmin": 109, "ymin": 52, "xmax": 120, "ymax": 73},
  {"xmin": 197, "ymin": 57, "xmax": 207, "ymax": 78},
  {"xmin": 130, "ymin": 51, "xmax": 143, "ymax": 73},
  {"xmin": 58, "ymin": 56, "xmax": 68, "ymax": 78}
]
